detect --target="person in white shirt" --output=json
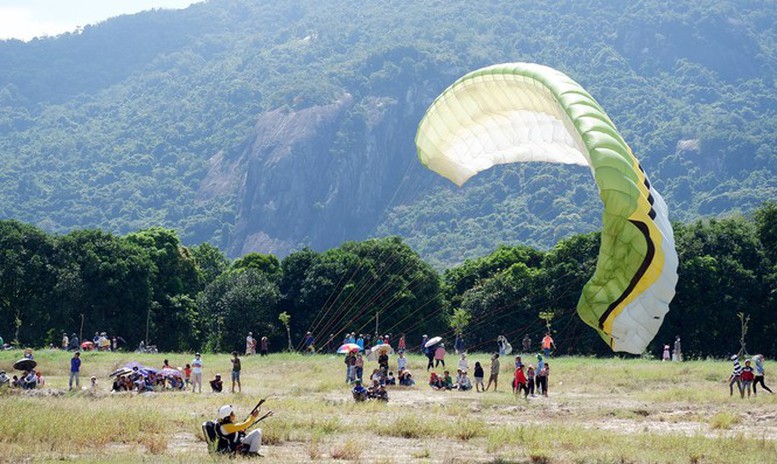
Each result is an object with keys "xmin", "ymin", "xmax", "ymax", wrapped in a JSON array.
[{"xmin": 192, "ymin": 353, "xmax": 203, "ymax": 393}]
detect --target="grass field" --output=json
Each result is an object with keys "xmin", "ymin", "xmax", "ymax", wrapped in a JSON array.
[{"xmin": 1, "ymin": 349, "xmax": 776, "ymax": 463}]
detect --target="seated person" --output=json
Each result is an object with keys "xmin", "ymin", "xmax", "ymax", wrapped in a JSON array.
[
  {"xmin": 123, "ymin": 376, "xmax": 134, "ymax": 391},
  {"xmin": 456, "ymin": 370, "xmax": 472, "ymax": 391},
  {"xmin": 351, "ymin": 380, "xmax": 368, "ymax": 402},
  {"xmin": 35, "ymin": 371, "xmax": 45, "ymax": 387},
  {"xmin": 22, "ymin": 370, "xmax": 37, "ymax": 389},
  {"xmin": 210, "ymin": 374, "xmax": 223, "ymax": 393},
  {"xmin": 386, "ymin": 371, "xmax": 396, "ymax": 385},
  {"xmin": 429, "ymin": 372, "xmax": 443, "ymax": 390},
  {"xmin": 112, "ymin": 375, "xmax": 126, "ymax": 392},
  {"xmin": 12, "ymin": 375, "xmax": 21, "ymax": 388},
  {"xmin": 0, "ymin": 370, "xmax": 9, "ymax": 387},
  {"xmin": 398, "ymin": 369, "xmax": 415, "ymax": 386},
  {"xmin": 130, "ymin": 367, "xmax": 144, "ymax": 391},
  {"xmin": 368, "ymin": 379, "xmax": 389, "ymax": 402},
  {"xmin": 90, "ymin": 376, "xmax": 97, "ymax": 390},
  {"xmin": 442, "ymin": 371, "xmax": 453, "ymax": 390}
]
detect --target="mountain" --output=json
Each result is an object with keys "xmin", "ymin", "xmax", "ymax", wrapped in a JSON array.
[{"xmin": 0, "ymin": 0, "xmax": 775, "ymax": 268}]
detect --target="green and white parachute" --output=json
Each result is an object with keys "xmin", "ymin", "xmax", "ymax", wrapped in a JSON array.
[{"xmin": 415, "ymin": 63, "xmax": 678, "ymax": 354}]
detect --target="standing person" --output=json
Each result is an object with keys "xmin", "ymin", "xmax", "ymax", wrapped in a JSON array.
[
  {"xmin": 230, "ymin": 351, "xmax": 242, "ymax": 393},
  {"xmin": 741, "ymin": 359, "xmax": 755, "ymax": 398},
  {"xmin": 344, "ymin": 350, "xmax": 357, "ymax": 383},
  {"xmin": 729, "ymin": 354, "xmax": 744, "ymax": 398},
  {"xmin": 192, "ymin": 352, "xmax": 203, "ymax": 393},
  {"xmin": 434, "ymin": 344, "xmax": 446, "ymax": 368},
  {"xmin": 397, "ymin": 334, "xmax": 406, "ymax": 354},
  {"xmin": 662, "ymin": 344, "xmax": 671, "ymax": 362},
  {"xmin": 485, "ymin": 353, "xmax": 500, "ymax": 392},
  {"xmin": 672, "ymin": 336, "xmax": 682, "ymax": 362},
  {"xmin": 522, "ymin": 334, "xmax": 531, "ymax": 354},
  {"xmin": 454, "ymin": 333, "xmax": 464, "ymax": 355},
  {"xmin": 424, "ymin": 342, "xmax": 435, "ymax": 371},
  {"xmin": 354, "ymin": 353, "xmax": 365, "ymax": 382},
  {"xmin": 69, "ymin": 333, "xmax": 79, "ymax": 352},
  {"xmin": 397, "ymin": 352, "xmax": 407, "ymax": 373},
  {"xmin": 497, "ymin": 335, "xmax": 508, "ymax": 356},
  {"xmin": 245, "ymin": 332, "xmax": 255, "ymax": 356},
  {"xmin": 473, "ymin": 361, "xmax": 485, "ymax": 392},
  {"xmin": 378, "ymin": 350, "xmax": 389, "ymax": 373},
  {"xmin": 541, "ymin": 333, "xmax": 555, "ymax": 358},
  {"xmin": 539, "ymin": 362, "xmax": 550, "ymax": 397},
  {"xmin": 420, "ymin": 335, "xmax": 429, "ymax": 354},
  {"xmin": 753, "ymin": 354, "xmax": 773, "ymax": 395},
  {"xmin": 61, "ymin": 332, "xmax": 69, "ymax": 351},
  {"xmin": 69, "ymin": 351, "xmax": 81, "ymax": 390},
  {"xmin": 536, "ymin": 355, "xmax": 545, "ymax": 395},
  {"xmin": 260, "ymin": 336, "xmax": 268, "ymax": 356},
  {"xmin": 514, "ymin": 365, "xmax": 528, "ymax": 397},
  {"xmin": 184, "ymin": 364, "xmax": 192, "ymax": 387},
  {"xmin": 303, "ymin": 331, "xmax": 315, "ymax": 354},
  {"xmin": 526, "ymin": 365, "xmax": 536, "ymax": 397},
  {"xmin": 458, "ymin": 353, "xmax": 469, "ymax": 373}
]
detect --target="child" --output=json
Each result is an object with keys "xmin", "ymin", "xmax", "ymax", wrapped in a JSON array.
[
  {"xmin": 473, "ymin": 361, "xmax": 485, "ymax": 392},
  {"xmin": 184, "ymin": 363, "xmax": 192, "ymax": 386},
  {"xmin": 526, "ymin": 365, "xmax": 536, "ymax": 397},
  {"xmin": 442, "ymin": 370, "xmax": 453, "ymax": 390},
  {"xmin": 514, "ymin": 366, "xmax": 528, "ymax": 397},
  {"xmin": 662, "ymin": 344, "xmax": 671, "ymax": 362},
  {"xmin": 90, "ymin": 375, "xmax": 97, "ymax": 390},
  {"xmin": 741, "ymin": 359, "xmax": 755, "ymax": 398}
]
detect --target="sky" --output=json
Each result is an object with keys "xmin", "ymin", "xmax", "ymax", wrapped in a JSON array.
[{"xmin": 0, "ymin": 0, "xmax": 202, "ymax": 41}]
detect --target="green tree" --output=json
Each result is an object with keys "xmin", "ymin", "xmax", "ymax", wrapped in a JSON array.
[{"xmin": 0, "ymin": 221, "xmax": 57, "ymax": 345}]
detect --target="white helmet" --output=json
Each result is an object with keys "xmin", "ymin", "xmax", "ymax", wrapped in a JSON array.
[{"xmin": 218, "ymin": 405, "xmax": 234, "ymax": 420}]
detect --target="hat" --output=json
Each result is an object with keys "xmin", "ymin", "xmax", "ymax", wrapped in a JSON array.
[
  {"xmin": 195, "ymin": 352, "xmax": 201, "ymax": 356},
  {"xmin": 215, "ymin": 373, "xmax": 221, "ymax": 378},
  {"xmin": 218, "ymin": 405, "xmax": 234, "ymax": 419}
]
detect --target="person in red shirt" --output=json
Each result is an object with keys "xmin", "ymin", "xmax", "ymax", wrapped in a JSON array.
[
  {"xmin": 741, "ymin": 359, "xmax": 756, "ymax": 398},
  {"xmin": 513, "ymin": 365, "xmax": 528, "ymax": 397}
]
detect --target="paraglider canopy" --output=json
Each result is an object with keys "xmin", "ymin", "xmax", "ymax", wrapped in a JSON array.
[{"xmin": 416, "ymin": 63, "xmax": 678, "ymax": 354}]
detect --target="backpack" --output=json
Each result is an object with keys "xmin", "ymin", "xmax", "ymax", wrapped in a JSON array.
[{"xmin": 202, "ymin": 420, "xmax": 237, "ymax": 454}]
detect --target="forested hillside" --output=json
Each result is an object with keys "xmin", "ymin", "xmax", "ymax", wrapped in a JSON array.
[{"xmin": 0, "ymin": 0, "xmax": 775, "ymax": 268}]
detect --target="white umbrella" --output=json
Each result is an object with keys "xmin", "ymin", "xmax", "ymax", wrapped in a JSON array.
[
  {"xmin": 424, "ymin": 336, "xmax": 442, "ymax": 348},
  {"xmin": 367, "ymin": 344, "xmax": 394, "ymax": 361}
]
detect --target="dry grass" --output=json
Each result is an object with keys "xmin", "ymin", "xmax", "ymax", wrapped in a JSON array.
[{"xmin": 1, "ymin": 349, "xmax": 776, "ymax": 462}]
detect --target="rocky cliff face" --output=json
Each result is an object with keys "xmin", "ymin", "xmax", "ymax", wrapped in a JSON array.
[{"xmin": 199, "ymin": 90, "xmax": 428, "ymax": 258}]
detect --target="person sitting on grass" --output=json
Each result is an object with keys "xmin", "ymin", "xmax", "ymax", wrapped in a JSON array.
[
  {"xmin": 210, "ymin": 374, "xmax": 224, "ymax": 393},
  {"xmin": 456, "ymin": 370, "xmax": 472, "ymax": 391},
  {"xmin": 0, "ymin": 370, "xmax": 9, "ymax": 388},
  {"xmin": 429, "ymin": 372, "xmax": 443, "ymax": 390},
  {"xmin": 442, "ymin": 370, "xmax": 454, "ymax": 390},
  {"xmin": 386, "ymin": 371, "xmax": 396, "ymax": 386},
  {"xmin": 352, "ymin": 380, "xmax": 368, "ymax": 402},
  {"xmin": 398, "ymin": 369, "xmax": 415, "ymax": 386},
  {"xmin": 112, "ymin": 375, "xmax": 125, "ymax": 392},
  {"xmin": 368, "ymin": 379, "xmax": 389, "ymax": 402},
  {"xmin": 217, "ymin": 404, "xmax": 267, "ymax": 456},
  {"xmin": 35, "ymin": 371, "xmax": 45, "ymax": 387},
  {"xmin": 22, "ymin": 370, "xmax": 37, "ymax": 389}
]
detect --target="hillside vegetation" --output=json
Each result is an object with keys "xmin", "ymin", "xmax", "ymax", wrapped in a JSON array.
[{"xmin": 0, "ymin": 0, "xmax": 775, "ymax": 266}]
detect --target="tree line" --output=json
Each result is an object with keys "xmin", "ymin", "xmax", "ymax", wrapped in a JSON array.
[{"xmin": 1, "ymin": 201, "xmax": 775, "ymax": 358}]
